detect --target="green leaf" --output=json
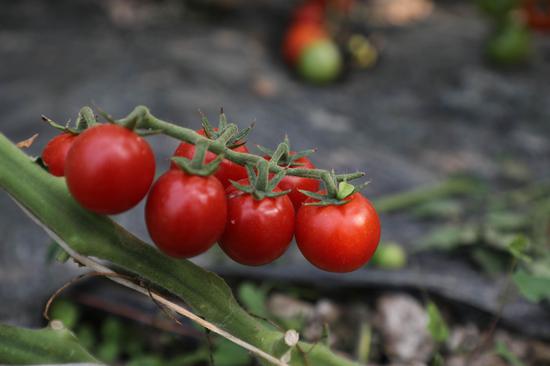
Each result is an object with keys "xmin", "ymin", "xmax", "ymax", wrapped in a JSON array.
[
  {"xmin": 426, "ymin": 301, "xmax": 449, "ymax": 343},
  {"xmin": 507, "ymin": 235, "xmax": 532, "ymax": 263},
  {"xmin": 337, "ymin": 181, "xmax": 355, "ymax": 200},
  {"xmin": 237, "ymin": 282, "xmax": 269, "ymax": 318},
  {"xmin": 213, "ymin": 338, "xmax": 252, "ymax": 366},
  {"xmin": 495, "ymin": 339, "xmax": 526, "ymax": 366},
  {"xmin": 0, "ymin": 323, "xmax": 99, "ymax": 364},
  {"xmin": 512, "ymin": 269, "xmax": 550, "ymax": 302}
]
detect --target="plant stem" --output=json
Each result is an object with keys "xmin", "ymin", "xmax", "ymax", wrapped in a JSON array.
[{"xmin": 120, "ymin": 106, "xmax": 363, "ymax": 196}]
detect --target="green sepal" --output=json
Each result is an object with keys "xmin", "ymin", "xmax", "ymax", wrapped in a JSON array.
[
  {"xmin": 245, "ymin": 164, "xmax": 257, "ymax": 186},
  {"xmin": 335, "ymin": 171, "xmax": 365, "ymax": 182},
  {"xmin": 199, "ymin": 110, "xmax": 254, "ymax": 149},
  {"xmin": 229, "ymin": 180, "xmax": 255, "ymax": 194},
  {"xmin": 337, "ymin": 181, "xmax": 355, "ymax": 200},
  {"xmin": 259, "ymin": 136, "xmax": 316, "ymax": 168},
  {"xmin": 200, "ymin": 110, "xmax": 217, "ymax": 139},
  {"xmin": 298, "ymin": 189, "xmax": 349, "ymax": 207},
  {"xmin": 41, "ymin": 115, "xmax": 79, "ymax": 134},
  {"xmin": 229, "ymin": 160, "xmax": 291, "ymax": 200},
  {"xmin": 171, "ymin": 155, "xmax": 223, "ymax": 177},
  {"xmin": 171, "ymin": 140, "xmax": 224, "ymax": 177},
  {"xmin": 75, "ymin": 106, "xmax": 97, "ymax": 130},
  {"xmin": 256, "ymin": 145, "xmax": 274, "ymax": 156}
]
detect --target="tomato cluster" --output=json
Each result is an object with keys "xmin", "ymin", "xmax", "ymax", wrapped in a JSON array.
[
  {"xmin": 41, "ymin": 113, "xmax": 381, "ymax": 273},
  {"xmin": 282, "ymin": 0, "xmax": 344, "ymax": 84}
]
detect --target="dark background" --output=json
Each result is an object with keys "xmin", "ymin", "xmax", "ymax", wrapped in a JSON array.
[{"xmin": 1, "ymin": 0, "xmax": 550, "ymax": 338}]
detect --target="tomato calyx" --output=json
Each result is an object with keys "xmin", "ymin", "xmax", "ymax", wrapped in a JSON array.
[
  {"xmin": 200, "ymin": 109, "xmax": 254, "ymax": 149},
  {"xmin": 41, "ymin": 106, "xmax": 98, "ymax": 135},
  {"xmin": 299, "ymin": 170, "xmax": 369, "ymax": 206},
  {"xmin": 171, "ymin": 140, "xmax": 225, "ymax": 176},
  {"xmin": 257, "ymin": 135, "xmax": 316, "ymax": 168},
  {"xmin": 230, "ymin": 159, "xmax": 291, "ymax": 200}
]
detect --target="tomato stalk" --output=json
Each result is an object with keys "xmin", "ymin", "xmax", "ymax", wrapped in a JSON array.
[{"xmin": 116, "ymin": 105, "xmax": 366, "ymax": 202}]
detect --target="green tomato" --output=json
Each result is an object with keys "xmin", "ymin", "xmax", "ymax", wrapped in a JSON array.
[
  {"xmin": 486, "ymin": 23, "xmax": 532, "ymax": 66},
  {"xmin": 297, "ymin": 39, "xmax": 342, "ymax": 84},
  {"xmin": 371, "ymin": 243, "xmax": 407, "ymax": 269}
]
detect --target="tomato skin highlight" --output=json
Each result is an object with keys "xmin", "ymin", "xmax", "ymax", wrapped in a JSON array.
[
  {"xmin": 42, "ymin": 133, "xmax": 77, "ymax": 177},
  {"xmin": 296, "ymin": 192, "xmax": 381, "ymax": 273},
  {"xmin": 145, "ymin": 169, "xmax": 227, "ymax": 258},
  {"xmin": 266, "ymin": 154, "xmax": 320, "ymax": 210},
  {"xmin": 219, "ymin": 181, "xmax": 295, "ymax": 266},
  {"xmin": 171, "ymin": 129, "xmax": 249, "ymax": 188},
  {"xmin": 65, "ymin": 124, "xmax": 156, "ymax": 215}
]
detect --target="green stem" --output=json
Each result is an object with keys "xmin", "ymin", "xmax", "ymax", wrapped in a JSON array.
[
  {"xmin": 0, "ymin": 134, "xmax": 358, "ymax": 366},
  {"xmin": 373, "ymin": 177, "xmax": 481, "ymax": 213},
  {"xmin": 123, "ymin": 106, "xmax": 358, "ymax": 198}
]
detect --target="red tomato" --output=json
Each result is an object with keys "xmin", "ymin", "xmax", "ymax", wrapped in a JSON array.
[
  {"xmin": 219, "ymin": 180, "xmax": 295, "ymax": 265},
  {"xmin": 266, "ymin": 154, "xmax": 320, "ymax": 210},
  {"xmin": 296, "ymin": 192, "xmax": 381, "ymax": 272},
  {"xmin": 65, "ymin": 124, "xmax": 156, "ymax": 215},
  {"xmin": 293, "ymin": 0, "xmax": 326, "ymax": 24},
  {"xmin": 42, "ymin": 133, "xmax": 77, "ymax": 177},
  {"xmin": 171, "ymin": 129, "xmax": 249, "ymax": 188},
  {"xmin": 523, "ymin": 0, "xmax": 550, "ymax": 31},
  {"xmin": 282, "ymin": 22, "xmax": 328, "ymax": 65},
  {"xmin": 145, "ymin": 169, "xmax": 227, "ymax": 258}
]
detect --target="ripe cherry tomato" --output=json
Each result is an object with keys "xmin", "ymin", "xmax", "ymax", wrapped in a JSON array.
[
  {"xmin": 219, "ymin": 180, "xmax": 295, "ymax": 265},
  {"xmin": 145, "ymin": 169, "xmax": 227, "ymax": 258},
  {"xmin": 266, "ymin": 154, "xmax": 320, "ymax": 210},
  {"xmin": 42, "ymin": 133, "xmax": 77, "ymax": 177},
  {"xmin": 65, "ymin": 124, "xmax": 156, "ymax": 215},
  {"xmin": 171, "ymin": 129, "xmax": 249, "ymax": 188},
  {"xmin": 296, "ymin": 192, "xmax": 381, "ymax": 272},
  {"xmin": 283, "ymin": 22, "xmax": 328, "ymax": 65},
  {"xmin": 523, "ymin": 0, "xmax": 550, "ymax": 31}
]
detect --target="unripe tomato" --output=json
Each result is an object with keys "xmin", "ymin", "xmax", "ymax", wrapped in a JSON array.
[
  {"xmin": 42, "ymin": 133, "xmax": 77, "ymax": 177},
  {"xmin": 266, "ymin": 154, "xmax": 320, "ymax": 210},
  {"xmin": 146, "ymin": 169, "xmax": 227, "ymax": 258},
  {"xmin": 296, "ymin": 192, "xmax": 381, "ymax": 272},
  {"xmin": 283, "ymin": 22, "xmax": 328, "ymax": 65},
  {"xmin": 219, "ymin": 180, "xmax": 295, "ymax": 266},
  {"xmin": 171, "ymin": 129, "xmax": 249, "ymax": 188},
  {"xmin": 298, "ymin": 39, "xmax": 342, "ymax": 84},
  {"xmin": 371, "ymin": 242, "xmax": 406, "ymax": 269},
  {"xmin": 65, "ymin": 124, "xmax": 155, "ymax": 215}
]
